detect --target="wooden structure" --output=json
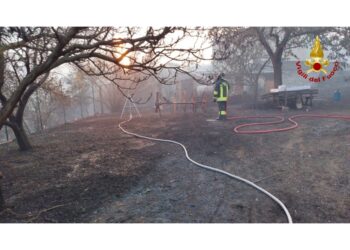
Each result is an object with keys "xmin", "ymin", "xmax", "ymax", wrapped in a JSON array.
[
  {"xmin": 155, "ymin": 91, "xmax": 208, "ymax": 116},
  {"xmin": 261, "ymin": 89, "xmax": 318, "ymax": 109}
]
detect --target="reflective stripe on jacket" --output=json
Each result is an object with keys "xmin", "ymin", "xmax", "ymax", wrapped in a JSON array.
[{"xmin": 214, "ymin": 80, "xmax": 229, "ymax": 101}]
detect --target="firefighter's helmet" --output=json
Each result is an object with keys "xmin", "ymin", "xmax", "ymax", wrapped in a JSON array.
[{"xmin": 218, "ymin": 73, "xmax": 225, "ymax": 79}]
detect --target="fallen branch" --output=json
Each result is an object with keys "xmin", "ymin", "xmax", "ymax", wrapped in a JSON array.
[
  {"xmin": 0, "ymin": 204, "xmax": 67, "ymax": 222},
  {"xmin": 26, "ymin": 204, "xmax": 66, "ymax": 222}
]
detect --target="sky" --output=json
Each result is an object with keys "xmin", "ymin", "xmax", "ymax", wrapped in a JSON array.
[{"xmin": 114, "ymin": 27, "xmax": 213, "ymax": 66}]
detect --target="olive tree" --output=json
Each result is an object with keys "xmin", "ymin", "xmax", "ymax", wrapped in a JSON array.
[{"xmin": 0, "ymin": 27, "xmax": 212, "ymax": 150}]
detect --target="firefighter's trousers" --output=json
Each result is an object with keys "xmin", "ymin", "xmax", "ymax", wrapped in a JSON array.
[{"xmin": 217, "ymin": 101, "xmax": 227, "ymax": 120}]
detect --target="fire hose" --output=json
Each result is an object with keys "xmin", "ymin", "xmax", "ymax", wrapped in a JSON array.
[
  {"xmin": 229, "ymin": 114, "xmax": 350, "ymax": 134},
  {"xmin": 119, "ymin": 113, "xmax": 293, "ymax": 223}
]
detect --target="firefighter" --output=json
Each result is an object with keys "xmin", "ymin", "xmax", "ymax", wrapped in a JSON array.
[{"xmin": 213, "ymin": 73, "xmax": 229, "ymax": 120}]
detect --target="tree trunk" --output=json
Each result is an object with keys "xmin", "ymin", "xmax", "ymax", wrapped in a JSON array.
[
  {"xmin": 91, "ymin": 85, "xmax": 96, "ymax": 115},
  {"xmin": 255, "ymin": 28, "xmax": 287, "ymax": 89},
  {"xmin": 6, "ymin": 83, "xmax": 44, "ymax": 151},
  {"xmin": 99, "ymin": 86, "xmax": 104, "ymax": 114},
  {"xmin": 253, "ymin": 81, "xmax": 259, "ymax": 109},
  {"xmin": 8, "ymin": 120, "xmax": 32, "ymax": 151},
  {"xmin": 35, "ymin": 91, "xmax": 43, "ymax": 132},
  {"xmin": 0, "ymin": 28, "xmax": 80, "ymax": 127},
  {"xmin": 253, "ymin": 58, "xmax": 270, "ymax": 108},
  {"xmin": 272, "ymin": 57, "xmax": 283, "ymax": 88}
]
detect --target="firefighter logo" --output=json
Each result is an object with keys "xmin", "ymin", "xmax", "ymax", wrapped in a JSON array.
[
  {"xmin": 305, "ymin": 36, "xmax": 329, "ymax": 74},
  {"xmin": 295, "ymin": 35, "xmax": 339, "ymax": 83}
]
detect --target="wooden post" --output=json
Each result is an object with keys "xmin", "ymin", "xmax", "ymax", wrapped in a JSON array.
[
  {"xmin": 99, "ymin": 86, "xmax": 104, "ymax": 114},
  {"xmin": 201, "ymin": 94, "xmax": 208, "ymax": 113},
  {"xmin": 273, "ymin": 94, "xmax": 277, "ymax": 105},
  {"xmin": 155, "ymin": 92, "xmax": 162, "ymax": 117},
  {"xmin": 284, "ymin": 91, "xmax": 288, "ymax": 107},
  {"xmin": 155, "ymin": 92, "xmax": 160, "ymax": 113},
  {"xmin": 182, "ymin": 91, "xmax": 187, "ymax": 113},
  {"xmin": 310, "ymin": 93, "xmax": 313, "ymax": 107}
]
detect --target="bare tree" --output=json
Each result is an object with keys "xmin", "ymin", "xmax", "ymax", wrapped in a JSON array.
[
  {"xmin": 0, "ymin": 27, "xmax": 215, "ymax": 150},
  {"xmin": 26, "ymin": 75, "xmax": 70, "ymax": 131},
  {"xmin": 68, "ymin": 69, "xmax": 92, "ymax": 118},
  {"xmin": 211, "ymin": 27, "xmax": 335, "ymax": 88},
  {"xmin": 211, "ymin": 28, "xmax": 271, "ymax": 106},
  {"xmin": 103, "ymin": 83, "xmax": 124, "ymax": 113}
]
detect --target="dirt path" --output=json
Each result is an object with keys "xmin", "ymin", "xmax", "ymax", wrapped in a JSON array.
[{"xmin": 1, "ymin": 106, "xmax": 350, "ymax": 222}]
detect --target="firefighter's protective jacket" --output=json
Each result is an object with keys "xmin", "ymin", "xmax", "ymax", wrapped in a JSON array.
[{"xmin": 213, "ymin": 78, "xmax": 229, "ymax": 102}]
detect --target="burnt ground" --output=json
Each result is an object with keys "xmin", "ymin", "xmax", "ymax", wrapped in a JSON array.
[{"xmin": 0, "ymin": 104, "xmax": 350, "ymax": 223}]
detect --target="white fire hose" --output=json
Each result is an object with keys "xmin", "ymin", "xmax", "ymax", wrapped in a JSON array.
[{"xmin": 119, "ymin": 113, "xmax": 293, "ymax": 223}]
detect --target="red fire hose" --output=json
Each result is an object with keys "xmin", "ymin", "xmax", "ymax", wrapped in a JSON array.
[{"xmin": 229, "ymin": 114, "xmax": 350, "ymax": 134}]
